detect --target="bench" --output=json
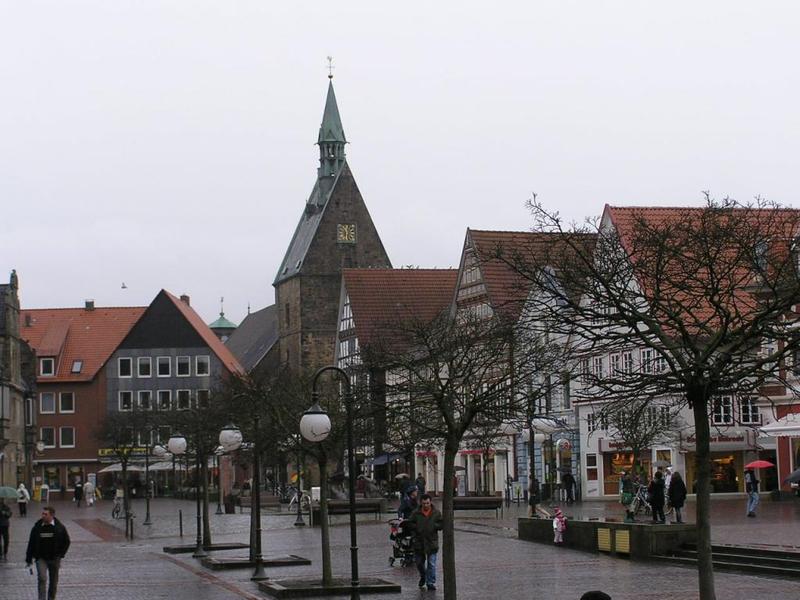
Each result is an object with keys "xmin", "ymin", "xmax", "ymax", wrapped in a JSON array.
[
  {"xmin": 452, "ymin": 496, "xmax": 504, "ymax": 517},
  {"xmin": 238, "ymin": 495, "xmax": 282, "ymax": 513},
  {"xmin": 311, "ymin": 498, "xmax": 387, "ymax": 525}
]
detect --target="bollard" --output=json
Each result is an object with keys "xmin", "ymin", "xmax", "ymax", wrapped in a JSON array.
[
  {"xmin": 179, "ymin": 509, "xmax": 183, "ymax": 537},
  {"xmin": 130, "ymin": 514, "xmax": 135, "ymax": 540}
]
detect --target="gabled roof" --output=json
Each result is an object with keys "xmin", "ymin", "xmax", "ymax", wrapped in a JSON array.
[
  {"xmin": 162, "ymin": 291, "xmax": 244, "ymax": 375},
  {"xmin": 20, "ymin": 306, "xmax": 146, "ymax": 382},
  {"xmin": 224, "ymin": 304, "xmax": 279, "ymax": 373},
  {"xmin": 467, "ymin": 229, "xmax": 598, "ymax": 322},
  {"xmin": 342, "ymin": 268, "xmax": 458, "ymax": 349}
]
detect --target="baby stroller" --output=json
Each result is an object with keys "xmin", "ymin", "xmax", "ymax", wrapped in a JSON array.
[{"xmin": 388, "ymin": 518, "xmax": 415, "ymax": 567}]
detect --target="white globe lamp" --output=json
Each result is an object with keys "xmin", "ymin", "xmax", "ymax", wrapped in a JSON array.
[
  {"xmin": 299, "ymin": 404, "xmax": 331, "ymax": 442},
  {"xmin": 153, "ymin": 444, "xmax": 167, "ymax": 458},
  {"xmin": 219, "ymin": 424, "xmax": 243, "ymax": 452},
  {"xmin": 167, "ymin": 432, "xmax": 187, "ymax": 456}
]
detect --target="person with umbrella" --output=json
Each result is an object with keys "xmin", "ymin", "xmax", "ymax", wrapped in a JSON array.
[{"xmin": 743, "ymin": 460, "xmax": 773, "ymax": 517}]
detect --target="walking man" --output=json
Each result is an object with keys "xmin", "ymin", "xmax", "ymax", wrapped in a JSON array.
[
  {"xmin": 409, "ymin": 493, "xmax": 443, "ymax": 591},
  {"xmin": 745, "ymin": 468, "xmax": 760, "ymax": 517},
  {"xmin": 0, "ymin": 499, "xmax": 11, "ymax": 559},
  {"xmin": 26, "ymin": 506, "xmax": 70, "ymax": 600}
]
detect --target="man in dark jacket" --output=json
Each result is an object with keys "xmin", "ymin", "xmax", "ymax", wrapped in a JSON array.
[
  {"xmin": 408, "ymin": 494, "xmax": 443, "ymax": 591},
  {"xmin": 648, "ymin": 471, "xmax": 666, "ymax": 524},
  {"xmin": 26, "ymin": 506, "xmax": 70, "ymax": 600}
]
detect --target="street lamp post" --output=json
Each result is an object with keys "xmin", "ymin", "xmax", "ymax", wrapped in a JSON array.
[
  {"xmin": 215, "ymin": 448, "xmax": 224, "ymax": 515},
  {"xmin": 143, "ymin": 432, "xmax": 152, "ymax": 526},
  {"xmin": 220, "ymin": 422, "xmax": 266, "ymax": 580},
  {"xmin": 294, "ymin": 441, "xmax": 305, "ymax": 527},
  {"xmin": 168, "ymin": 432, "xmax": 207, "ymax": 558},
  {"xmin": 300, "ymin": 365, "xmax": 360, "ymax": 598}
]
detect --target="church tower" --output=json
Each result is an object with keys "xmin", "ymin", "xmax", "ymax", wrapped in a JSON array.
[{"xmin": 273, "ymin": 75, "xmax": 391, "ymax": 373}]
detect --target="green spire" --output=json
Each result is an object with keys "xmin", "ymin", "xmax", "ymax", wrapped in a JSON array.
[{"xmin": 317, "ymin": 79, "xmax": 347, "ymax": 182}]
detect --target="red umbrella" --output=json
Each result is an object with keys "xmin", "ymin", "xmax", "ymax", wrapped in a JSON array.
[{"xmin": 745, "ymin": 460, "xmax": 774, "ymax": 469}]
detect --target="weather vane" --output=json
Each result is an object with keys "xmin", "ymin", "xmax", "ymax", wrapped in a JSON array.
[{"xmin": 326, "ymin": 56, "xmax": 335, "ymax": 80}]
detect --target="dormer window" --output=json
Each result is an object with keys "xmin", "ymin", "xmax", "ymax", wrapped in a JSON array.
[
  {"xmin": 71, "ymin": 360, "xmax": 83, "ymax": 374},
  {"xmin": 40, "ymin": 358, "xmax": 55, "ymax": 377}
]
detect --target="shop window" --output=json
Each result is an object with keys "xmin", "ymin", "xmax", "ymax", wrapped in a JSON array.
[
  {"xmin": 712, "ymin": 395, "xmax": 734, "ymax": 425},
  {"xmin": 586, "ymin": 454, "xmax": 598, "ymax": 481},
  {"xmin": 41, "ymin": 426, "xmax": 56, "ymax": 448},
  {"xmin": 67, "ymin": 465, "xmax": 84, "ymax": 490},
  {"xmin": 138, "ymin": 357, "xmax": 152, "ymax": 378},
  {"xmin": 60, "ymin": 427, "xmax": 75, "ymax": 448},
  {"xmin": 44, "ymin": 465, "xmax": 62, "ymax": 491},
  {"xmin": 59, "ymin": 392, "xmax": 75, "ymax": 413},
  {"xmin": 118, "ymin": 357, "xmax": 132, "ymax": 378},
  {"xmin": 40, "ymin": 392, "xmax": 56, "ymax": 414}
]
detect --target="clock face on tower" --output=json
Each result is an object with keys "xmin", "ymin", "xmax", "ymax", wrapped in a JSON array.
[{"xmin": 337, "ymin": 223, "xmax": 357, "ymax": 243}]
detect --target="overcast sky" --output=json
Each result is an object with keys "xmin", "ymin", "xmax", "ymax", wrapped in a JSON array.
[{"xmin": 2, "ymin": 2, "xmax": 799, "ymax": 324}]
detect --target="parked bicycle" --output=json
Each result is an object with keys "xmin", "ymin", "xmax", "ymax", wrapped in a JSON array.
[{"xmin": 111, "ymin": 496, "xmax": 123, "ymax": 519}]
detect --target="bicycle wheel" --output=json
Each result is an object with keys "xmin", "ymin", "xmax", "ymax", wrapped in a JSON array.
[{"xmin": 111, "ymin": 504, "xmax": 121, "ymax": 519}]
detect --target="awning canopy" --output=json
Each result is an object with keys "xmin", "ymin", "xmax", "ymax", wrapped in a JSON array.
[
  {"xmin": 97, "ymin": 463, "xmax": 144, "ymax": 474},
  {"xmin": 366, "ymin": 452, "xmax": 403, "ymax": 466},
  {"xmin": 760, "ymin": 413, "xmax": 800, "ymax": 437}
]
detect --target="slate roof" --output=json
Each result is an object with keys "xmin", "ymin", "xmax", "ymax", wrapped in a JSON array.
[
  {"xmin": 224, "ymin": 304, "xmax": 279, "ymax": 373},
  {"xmin": 20, "ymin": 306, "xmax": 146, "ymax": 382},
  {"xmin": 341, "ymin": 269, "xmax": 458, "ymax": 349},
  {"xmin": 163, "ymin": 291, "xmax": 244, "ymax": 375},
  {"xmin": 273, "ymin": 165, "xmax": 348, "ymax": 285}
]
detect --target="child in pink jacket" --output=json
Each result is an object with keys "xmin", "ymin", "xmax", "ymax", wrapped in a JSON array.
[{"xmin": 553, "ymin": 508, "xmax": 566, "ymax": 544}]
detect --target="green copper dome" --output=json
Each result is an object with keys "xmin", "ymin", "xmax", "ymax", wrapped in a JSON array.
[{"xmin": 209, "ymin": 313, "xmax": 237, "ymax": 330}]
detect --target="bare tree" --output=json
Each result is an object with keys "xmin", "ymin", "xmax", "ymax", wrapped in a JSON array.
[
  {"xmin": 368, "ymin": 309, "xmax": 560, "ymax": 600},
  {"xmin": 498, "ymin": 195, "xmax": 800, "ymax": 600}
]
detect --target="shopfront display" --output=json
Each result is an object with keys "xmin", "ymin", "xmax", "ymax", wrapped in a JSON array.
[
  {"xmin": 67, "ymin": 465, "xmax": 85, "ymax": 491},
  {"xmin": 685, "ymin": 451, "xmax": 743, "ymax": 493},
  {"xmin": 43, "ymin": 465, "xmax": 61, "ymax": 491}
]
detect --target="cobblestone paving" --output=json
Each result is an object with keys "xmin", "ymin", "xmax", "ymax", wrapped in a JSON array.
[{"xmin": 1, "ymin": 496, "xmax": 798, "ymax": 599}]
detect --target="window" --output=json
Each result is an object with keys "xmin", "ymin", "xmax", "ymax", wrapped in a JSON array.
[
  {"xmin": 609, "ymin": 354, "xmax": 621, "ymax": 376},
  {"xmin": 284, "ymin": 303, "xmax": 290, "ymax": 327},
  {"xmin": 40, "ymin": 392, "xmax": 56, "ymax": 414},
  {"xmin": 138, "ymin": 390, "xmax": 152, "ymax": 411},
  {"xmin": 71, "ymin": 360, "xmax": 83, "ymax": 374},
  {"xmin": 586, "ymin": 454, "xmax": 598, "ymax": 481},
  {"xmin": 137, "ymin": 357, "xmax": 152, "ymax": 378},
  {"xmin": 592, "ymin": 356, "xmax": 605, "ymax": 379},
  {"xmin": 118, "ymin": 357, "xmax": 132, "ymax": 378},
  {"xmin": 587, "ymin": 413, "xmax": 597, "ymax": 433},
  {"xmin": 622, "ymin": 351, "xmax": 633, "ymax": 374},
  {"xmin": 157, "ymin": 390, "xmax": 171, "ymax": 410},
  {"xmin": 740, "ymin": 397, "xmax": 761, "ymax": 425},
  {"xmin": 762, "ymin": 338, "xmax": 778, "ymax": 371},
  {"xmin": 40, "ymin": 357, "xmax": 55, "ymax": 377},
  {"xmin": 196, "ymin": 389, "xmax": 210, "ymax": 409},
  {"xmin": 25, "ymin": 397, "xmax": 34, "ymax": 426},
  {"xmin": 119, "ymin": 391, "xmax": 133, "ymax": 411},
  {"xmin": 196, "ymin": 355, "xmax": 210, "ymax": 376},
  {"xmin": 641, "ymin": 349, "xmax": 654, "ymax": 374},
  {"xmin": 59, "ymin": 392, "xmax": 75, "ymax": 413},
  {"xmin": 340, "ymin": 296, "xmax": 355, "ymax": 331},
  {"xmin": 176, "ymin": 390, "xmax": 191, "ymax": 410},
  {"xmin": 176, "ymin": 356, "xmax": 190, "ymax": 377},
  {"xmin": 654, "ymin": 354, "xmax": 667, "ymax": 373},
  {"xmin": 561, "ymin": 373, "xmax": 571, "ymax": 410},
  {"xmin": 580, "ymin": 358, "xmax": 591, "ymax": 382},
  {"xmin": 60, "ymin": 427, "xmax": 75, "ymax": 448},
  {"xmin": 712, "ymin": 395, "xmax": 734, "ymax": 425},
  {"xmin": 157, "ymin": 356, "xmax": 171, "ymax": 377},
  {"xmin": 41, "ymin": 427, "xmax": 56, "ymax": 448},
  {"xmin": 157, "ymin": 426, "xmax": 171, "ymax": 445}
]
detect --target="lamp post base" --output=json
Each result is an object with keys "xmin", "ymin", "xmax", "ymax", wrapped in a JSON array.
[{"xmin": 251, "ymin": 559, "xmax": 269, "ymax": 581}]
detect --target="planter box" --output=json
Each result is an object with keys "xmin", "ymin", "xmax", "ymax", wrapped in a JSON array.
[{"xmin": 518, "ymin": 517, "xmax": 696, "ymax": 559}]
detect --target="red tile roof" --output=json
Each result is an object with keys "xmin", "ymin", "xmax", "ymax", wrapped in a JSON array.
[
  {"xmin": 163, "ymin": 291, "xmax": 245, "ymax": 376},
  {"xmin": 20, "ymin": 306, "xmax": 146, "ymax": 382},
  {"xmin": 342, "ymin": 269, "xmax": 458, "ymax": 349}
]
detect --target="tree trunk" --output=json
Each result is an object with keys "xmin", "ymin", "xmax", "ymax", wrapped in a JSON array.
[
  {"xmin": 441, "ymin": 438, "xmax": 459, "ymax": 600},
  {"xmin": 318, "ymin": 455, "xmax": 332, "ymax": 586},
  {"xmin": 690, "ymin": 388, "xmax": 716, "ymax": 600},
  {"xmin": 201, "ymin": 454, "xmax": 212, "ymax": 546}
]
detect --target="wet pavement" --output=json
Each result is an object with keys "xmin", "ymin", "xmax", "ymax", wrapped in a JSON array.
[{"xmin": 0, "ymin": 495, "xmax": 798, "ymax": 599}]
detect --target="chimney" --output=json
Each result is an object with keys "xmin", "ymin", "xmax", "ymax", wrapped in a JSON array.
[
  {"xmin": 180, "ymin": 295, "xmax": 190, "ymax": 306},
  {"xmin": 85, "ymin": 300, "xmax": 95, "ymax": 311}
]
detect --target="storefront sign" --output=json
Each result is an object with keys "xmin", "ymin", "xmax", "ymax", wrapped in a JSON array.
[
  {"xmin": 98, "ymin": 447, "xmax": 148, "ymax": 457},
  {"xmin": 682, "ymin": 429, "xmax": 756, "ymax": 451}
]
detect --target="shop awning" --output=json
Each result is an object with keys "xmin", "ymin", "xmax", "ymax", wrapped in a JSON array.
[
  {"xmin": 760, "ymin": 413, "xmax": 800, "ymax": 437},
  {"xmin": 366, "ymin": 452, "xmax": 403, "ymax": 466},
  {"xmin": 97, "ymin": 463, "xmax": 144, "ymax": 473}
]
